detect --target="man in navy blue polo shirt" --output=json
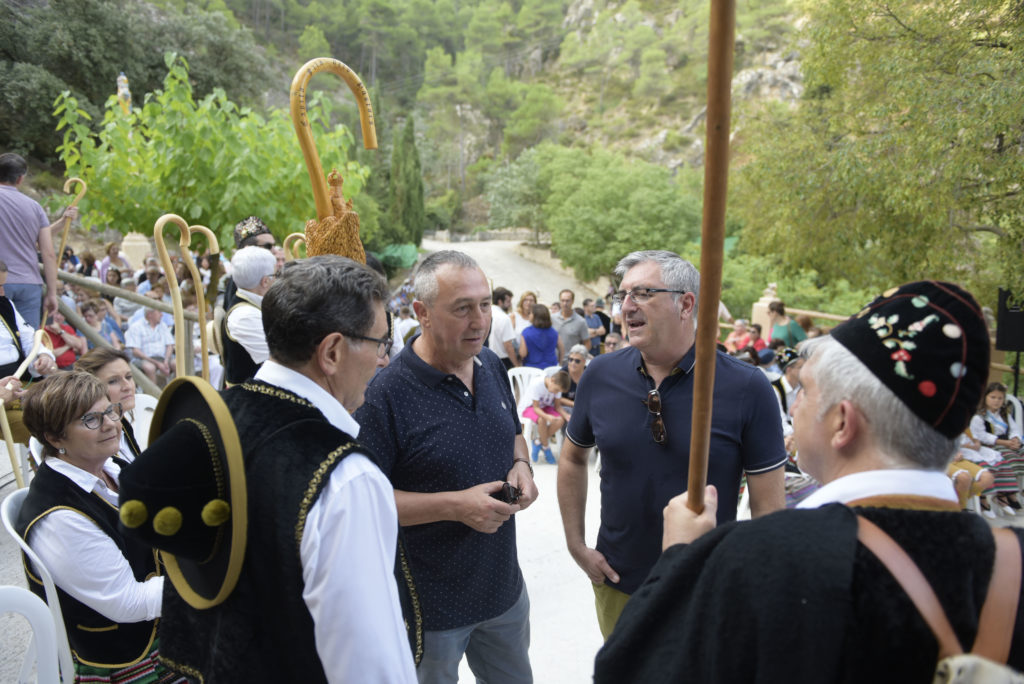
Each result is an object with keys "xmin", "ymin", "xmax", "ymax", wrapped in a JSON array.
[
  {"xmin": 557, "ymin": 249, "xmax": 786, "ymax": 639},
  {"xmin": 356, "ymin": 250, "xmax": 538, "ymax": 684}
]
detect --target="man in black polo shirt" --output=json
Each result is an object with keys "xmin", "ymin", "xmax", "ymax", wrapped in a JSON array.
[
  {"xmin": 356, "ymin": 250, "xmax": 538, "ymax": 684},
  {"xmin": 557, "ymin": 249, "xmax": 787, "ymax": 639}
]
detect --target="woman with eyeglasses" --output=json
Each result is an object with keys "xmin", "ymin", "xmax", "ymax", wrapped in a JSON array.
[
  {"xmin": 76, "ymin": 347, "xmax": 146, "ymax": 462},
  {"xmin": 14, "ymin": 372, "xmax": 179, "ymax": 682},
  {"xmin": 561, "ymin": 344, "xmax": 590, "ymax": 405}
]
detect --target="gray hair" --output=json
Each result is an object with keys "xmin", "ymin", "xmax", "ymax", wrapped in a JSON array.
[
  {"xmin": 615, "ymin": 250, "xmax": 700, "ymax": 315},
  {"xmin": 230, "ymin": 246, "xmax": 277, "ymax": 290},
  {"xmin": 801, "ymin": 335, "xmax": 957, "ymax": 470},
  {"xmin": 568, "ymin": 344, "xmax": 589, "ymax": 359},
  {"xmin": 263, "ymin": 256, "xmax": 387, "ymax": 367},
  {"xmin": 413, "ymin": 250, "xmax": 479, "ymax": 306}
]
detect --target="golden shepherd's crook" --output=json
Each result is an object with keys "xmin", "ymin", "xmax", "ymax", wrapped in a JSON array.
[
  {"xmin": 290, "ymin": 58, "xmax": 377, "ymax": 263},
  {"xmin": 154, "ymin": 215, "xmax": 218, "ymax": 382},
  {"xmin": 2, "ymin": 330, "xmax": 52, "ymax": 488},
  {"xmin": 186, "ymin": 224, "xmax": 219, "ymax": 381},
  {"xmin": 57, "ymin": 177, "xmax": 87, "ymax": 264},
  {"xmin": 283, "ymin": 232, "xmax": 307, "ymax": 261}
]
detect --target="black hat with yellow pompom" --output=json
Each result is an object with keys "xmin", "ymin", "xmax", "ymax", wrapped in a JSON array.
[{"xmin": 118, "ymin": 376, "xmax": 246, "ymax": 609}]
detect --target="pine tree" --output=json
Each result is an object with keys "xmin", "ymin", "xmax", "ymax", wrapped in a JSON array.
[{"xmin": 389, "ymin": 118, "xmax": 426, "ymax": 245}]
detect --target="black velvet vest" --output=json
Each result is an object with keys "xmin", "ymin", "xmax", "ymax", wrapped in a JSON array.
[
  {"xmin": 220, "ymin": 296, "xmax": 261, "ymax": 386},
  {"xmin": 14, "ymin": 462, "xmax": 160, "ymax": 668},
  {"xmin": 0, "ymin": 295, "xmax": 27, "ymax": 379},
  {"xmin": 158, "ymin": 381, "xmax": 422, "ymax": 682}
]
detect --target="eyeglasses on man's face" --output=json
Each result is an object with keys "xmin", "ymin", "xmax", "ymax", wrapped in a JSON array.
[
  {"xmin": 568, "ymin": 357, "xmax": 585, "ymax": 365},
  {"xmin": 611, "ymin": 288, "xmax": 687, "ymax": 306},
  {"xmin": 79, "ymin": 403, "xmax": 123, "ymax": 430},
  {"xmin": 345, "ymin": 331, "xmax": 393, "ymax": 358},
  {"xmin": 643, "ymin": 389, "xmax": 666, "ymax": 445}
]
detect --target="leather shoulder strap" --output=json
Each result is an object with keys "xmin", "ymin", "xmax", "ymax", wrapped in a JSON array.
[
  {"xmin": 972, "ymin": 527, "xmax": 1022, "ymax": 662},
  {"xmin": 856, "ymin": 515, "xmax": 964, "ymax": 658}
]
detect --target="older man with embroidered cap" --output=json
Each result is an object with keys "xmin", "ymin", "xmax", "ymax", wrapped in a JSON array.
[{"xmin": 594, "ymin": 281, "xmax": 1024, "ymax": 683}]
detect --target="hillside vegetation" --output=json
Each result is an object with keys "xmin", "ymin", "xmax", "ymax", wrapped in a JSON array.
[{"xmin": 4, "ymin": 0, "xmax": 1023, "ymax": 316}]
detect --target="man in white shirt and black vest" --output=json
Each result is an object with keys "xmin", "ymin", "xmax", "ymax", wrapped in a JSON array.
[
  {"xmin": 222, "ymin": 245, "xmax": 276, "ymax": 385},
  {"xmin": 128, "ymin": 256, "xmax": 421, "ymax": 683}
]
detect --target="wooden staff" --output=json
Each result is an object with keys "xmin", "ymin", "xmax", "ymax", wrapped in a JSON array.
[
  {"xmin": 283, "ymin": 232, "xmax": 306, "ymax": 261},
  {"xmin": 154, "ymin": 215, "xmax": 192, "ymax": 380},
  {"xmin": 57, "ymin": 177, "xmax": 87, "ymax": 264},
  {"xmin": 687, "ymin": 0, "xmax": 736, "ymax": 514},
  {"xmin": 2, "ymin": 330, "xmax": 52, "ymax": 488}
]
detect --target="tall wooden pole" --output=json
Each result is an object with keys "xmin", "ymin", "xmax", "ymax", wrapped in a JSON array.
[{"xmin": 687, "ymin": 0, "xmax": 736, "ymax": 513}]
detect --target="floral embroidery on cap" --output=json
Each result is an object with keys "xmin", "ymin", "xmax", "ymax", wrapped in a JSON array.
[{"xmin": 869, "ymin": 311, "xmax": 940, "ymax": 380}]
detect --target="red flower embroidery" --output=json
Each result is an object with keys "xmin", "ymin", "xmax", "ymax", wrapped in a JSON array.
[{"xmin": 890, "ymin": 350, "xmax": 911, "ymax": 362}]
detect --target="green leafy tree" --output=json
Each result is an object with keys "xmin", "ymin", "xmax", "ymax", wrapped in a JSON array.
[
  {"xmin": 540, "ymin": 146, "xmax": 701, "ymax": 280},
  {"xmin": 485, "ymin": 149, "xmax": 545, "ymax": 242},
  {"xmin": 388, "ymin": 118, "xmax": 426, "ymax": 245},
  {"xmin": 503, "ymin": 84, "xmax": 564, "ymax": 158},
  {"xmin": 1, "ymin": 0, "xmax": 270, "ymax": 160},
  {"xmin": 733, "ymin": 0, "xmax": 1024, "ymax": 303},
  {"xmin": 516, "ymin": 0, "xmax": 567, "ymax": 64},
  {"xmin": 482, "ymin": 68, "xmax": 526, "ymax": 154},
  {"xmin": 53, "ymin": 54, "xmax": 372, "ymax": 248},
  {"xmin": 298, "ymin": 25, "xmax": 331, "ymax": 61},
  {"xmin": 633, "ymin": 47, "xmax": 669, "ymax": 101}
]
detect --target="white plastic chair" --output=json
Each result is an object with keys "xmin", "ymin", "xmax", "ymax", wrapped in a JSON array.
[
  {"xmin": 1, "ymin": 437, "xmax": 34, "ymax": 489},
  {"xmin": 130, "ymin": 392, "xmax": 160, "ymax": 451},
  {"xmin": 1007, "ymin": 394, "xmax": 1024, "ymax": 441},
  {"xmin": 2, "ymin": 488, "xmax": 76, "ymax": 683},
  {"xmin": 0, "ymin": 585, "xmax": 62, "ymax": 684}
]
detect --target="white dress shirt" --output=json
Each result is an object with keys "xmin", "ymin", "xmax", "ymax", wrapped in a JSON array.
[
  {"xmin": 0, "ymin": 298, "xmax": 55, "ymax": 370},
  {"xmin": 796, "ymin": 468, "xmax": 958, "ymax": 509},
  {"xmin": 28, "ymin": 457, "xmax": 164, "ymax": 622},
  {"xmin": 489, "ymin": 307, "xmax": 516, "ymax": 360},
  {"xmin": 254, "ymin": 360, "xmax": 417, "ymax": 684},
  {"xmin": 225, "ymin": 288, "xmax": 269, "ymax": 365}
]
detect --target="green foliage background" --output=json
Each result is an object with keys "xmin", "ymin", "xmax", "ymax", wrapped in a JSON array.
[
  {"xmin": 53, "ymin": 54, "xmax": 371, "ymax": 250},
  {"xmin": 5, "ymin": 0, "xmax": 1022, "ymax": 321}
]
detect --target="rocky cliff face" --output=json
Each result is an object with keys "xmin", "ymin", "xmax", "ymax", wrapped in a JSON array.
[{"xmin": 558, "ymin": 0, "xmax": 803, "ymax": 171}]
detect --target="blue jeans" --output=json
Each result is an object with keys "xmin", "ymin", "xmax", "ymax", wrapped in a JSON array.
[
  {"xmin": 4, "ymin": 283, "xmax": 42, "ymax": 329},
  {"xmin": 417, "ymin": 586, "xmax": 532, "ymax": 684}
]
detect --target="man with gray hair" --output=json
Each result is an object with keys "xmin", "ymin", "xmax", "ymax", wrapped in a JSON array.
[
  {"xmin": 356, "ymin": 249, "xmax": 537, "ymax": 684},
  {"xmin": 553, "ymin": 289, "xmax": 589, "ymax": 362},
  {"xmin": 222, "ymin": 245, "xmax": 277, "ymax": 385},
  {"xmin": 595, "ymin": 281, "xmax": 1024, "ymax": 682},
  {"xmin": 155, "ymin": 255, "xmax": 419, "ymax": 682},
  {"xmin": 557, "ymin": 249, "xmax": 786, "ymax": 639}
]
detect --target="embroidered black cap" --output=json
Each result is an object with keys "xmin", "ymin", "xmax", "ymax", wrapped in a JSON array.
[{"xmin": 830, "ymin": 281, "xmax": 989, "ymax": 438}]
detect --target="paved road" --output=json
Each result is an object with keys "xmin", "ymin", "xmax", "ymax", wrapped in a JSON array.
[{"xmin": 421, "ymin": 238, "xmax": 604, "ymax": 307}]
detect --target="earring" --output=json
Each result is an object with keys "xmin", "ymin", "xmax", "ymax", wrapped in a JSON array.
[{"xmin": 58, "ymin": 447, "xmax": 66, "ymax": 455}]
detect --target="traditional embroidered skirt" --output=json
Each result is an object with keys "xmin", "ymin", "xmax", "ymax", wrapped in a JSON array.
[{"xmin": 74, "ymin": 639, "xmax": 186, "ymax": 684}]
